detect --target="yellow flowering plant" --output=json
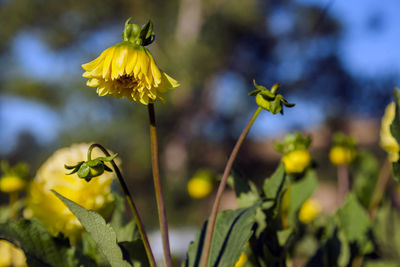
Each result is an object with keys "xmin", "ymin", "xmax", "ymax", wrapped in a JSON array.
[{"xmin": 2, "ymin": 14, "xmax": 400, "ymax": 267}]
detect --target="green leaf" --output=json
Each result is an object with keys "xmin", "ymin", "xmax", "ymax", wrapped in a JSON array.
[
  {"xmin": 119, "ymin": 240, "xmax": 150, "ymax": 267},
  {"xmin": 0, "ymin": 219, "xmax": 77, "ymax": 267},
  {"xmin": 364, "ymin": 260, "xmax": 398, "ymax": 267},
  {"xmin": 352, "ymin": 151, "xmax": 379, "ymax": 208},
  {"xmin": 183, "ymin": 205, "xmax": 258, "ymax": 267},
  {"xmin": 373, "ymin": 202, "xmax": 400, "ymax": 259},
  {"xmin": 53, "ymin": 191, "xmax": 131, "ymax": 267},
  {"xmin": 263, "ymin": 163, "xmax": 286, "ymax": 202},
  {"xmin": 229, "ymin": 169, "xmax": 260, "ymax": 208},
  {"xmin": 287, "ymin": 169, "xmax": 318, "ymax": 226},
  {"xmin": 337, "ymin": 193, "xmax": 370, "ymax": 246}
]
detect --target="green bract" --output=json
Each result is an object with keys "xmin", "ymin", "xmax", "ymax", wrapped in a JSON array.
[
  {"xmin": 249, "ymin": 80, "xmax": 295, "ymax": 114},
  {"xmin": 122, "ymin": 18, "xmax": 155, "ymax": 46},
  {"xmin": 274, "ymin": 132, "xmax": 312, "ymax": 154},
  {"xmin": 65, "ymin": 154, "xmax": 117, "ymax": 182}
]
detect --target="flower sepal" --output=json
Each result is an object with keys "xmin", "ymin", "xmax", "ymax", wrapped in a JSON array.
[
  {"xmin": 65, "ymin": 154, "xmax": 117, "ymax": 182},
  {"xmin": 122, "ymin": 18, "xmax": 155, "ymax": 46},
  {"xmin": 250, "ymin": 80, "xmax": 295, "ymax": 114}
]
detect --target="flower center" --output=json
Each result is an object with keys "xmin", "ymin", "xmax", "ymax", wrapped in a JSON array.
[{"xmin": 115, "ymin": 75, "xmax": 138, "ymax": 89}]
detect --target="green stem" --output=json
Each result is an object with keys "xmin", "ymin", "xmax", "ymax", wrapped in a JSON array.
[
  {"xmin": 88, "ymin": 144, "xmax": 157, "ymax": 267},
  {"xmin": 200, "ymin": 106, "xmax": 262, "ymax": 267},
  {"xmin": 369, "ymin": 157, "xmax": 391, "ymax": 219},
  {"xmin": 147, "ymin": 104, "xmax": 172, "ymax": 267},
  {"xmin": 337, "ymin": 164, "xmax": 349, "ymax": 206}
]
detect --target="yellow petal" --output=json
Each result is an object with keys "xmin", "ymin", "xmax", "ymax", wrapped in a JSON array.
[
  {"xmin": 81, "ymin": 50, "xmax": 107, "ymax": 71},
  {"xmin": 87, "ymin": 78, "xmax": 100, "ymax": 87},
  {"xmin": 150, "ymin": 56, "xmax": 162, "ymax": 85},
  {"xmin": 82, "ymin": 71, "xmax": 92, "ymax": 78},
  {"xmin": 102, "ymin": 46, "xmax": 116, "ymax": 79},
  {"xmin": 97, "ymin": 86, "xmax": 109, "ymax": 96},
  {"xmin": 125, "ymin": 48, "xmax": 138, "ymax": 75},
  {"xmin": 111, "ymin": 46, "xmax": 128, "ymax": 80},
  {"xmin": 158, "ymin": 72, "xmax": 180, "ymax": 92}
]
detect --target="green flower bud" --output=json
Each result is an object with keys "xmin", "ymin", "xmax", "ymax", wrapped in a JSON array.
[
  {"xmin": 249, "ymin": 80, "xmax": 295, "ymax": 114},
  {"xmin": 65, "ymin": 154, "xmax": 117, "ymax": 182},
  {"xmin": 122, "ymin": 18, "xmax": 155, "ymax": 46}
]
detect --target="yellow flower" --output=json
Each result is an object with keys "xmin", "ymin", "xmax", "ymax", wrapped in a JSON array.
[
  {"xmin": 0, "ymin": 175, "xmax": 26, "ymax": 193},
  {"xmin": 82, "ymin": 43, "xmax": 179, "ymax": 104},
  {"xmin": 24, "ymin": 144, "xmax": 116, "ymax": 242},
  {"xmin": 282, "ymin": 149, "xmax": 311, "ymax": 174},
  {"xmin": 234, "ymin": 252, "xmax": 248, "ymax": 267},
  {"xmin": 0, "ymin": 240, "xmax": 26, "ymax": 267},
  {"xmin": 380, "ymin": 102, "xmax": 400, "ymax": 162},
  {"xmin": 187, "ymin": 177, "xmax": 213, "ymax": 199},
  {"xmin": 298, "ymin": 199, "xmax": 321, "ymax": 224},
  {"xmin": 329, "ymin": 146, "xmax": 356, "ymax": 166}
]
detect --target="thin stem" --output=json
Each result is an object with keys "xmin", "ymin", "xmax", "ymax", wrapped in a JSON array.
[
  {"xmin": 147, "ymin": 104, "xmax": 172, "ymax": 267},
  {"xmin": 200, "ymin": 107, "xmax": 262, "ymax": 267},
  {"xmin": 369, "ymin": 158, "xmax": 391, "ymax": 219},
  {"xmin": 337, "ymin": 164, "xmax": 349, "ymax": 206},
  {"xmin": 88, "ymin": 144, "xmax": 157, "ymax": 267}
]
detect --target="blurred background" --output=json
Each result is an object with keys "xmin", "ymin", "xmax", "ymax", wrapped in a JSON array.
[{"xmin": 0, "ymin": 0, "xmax": 398, "ymax": 257}]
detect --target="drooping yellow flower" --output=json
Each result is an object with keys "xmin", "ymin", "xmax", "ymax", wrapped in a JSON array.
[
  {"xmin": 0, "ymin": 240, "xmax": 26, "ymax": 267},
  {"xmin": 329, "ymin": 146, "xmax": 356, "ymax": 166},
  {"xmin": 281, "ymin": 149, "xmax": 311, "ymax": 174},
  {"xmin": 298, "ymin": 199, "xmax": 321, "ymax": 224},
  {"xmin": 82, "ymin": 19, "xmax": 179, "ymax": 105},
  {"xmin": 380, "ymin": 102, "xmax": 400, "ymax": 162},
  {"xmin": 0, "ymin": 175, "xmax": 26, "ymax": 193},
  {"xmin": 24, "ymin": 144, "xmax": 116, "ymax": 242}
]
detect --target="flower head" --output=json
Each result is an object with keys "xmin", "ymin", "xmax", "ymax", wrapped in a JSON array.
[
  {"xmin": 298, "ymin": 199, "xmax": 321, "ymax": 224},
  {"xmin": 187, "ymin": 169, "xmax": 214, "ymax": 199},
  {"xmin": 0, "ymin": 161, "xmax": 28, "ymax": 194},
  {"xmin": 82, "ymin": 19, "xmax": 179, "ymax": 104},
  {"xmin": 282, "ymin": 150, "xmax": 312, "ymax": 174},
  {"xmin": 380, "ymin": 102, "xmax": 400, "ymax": 162},
  {"xmin": 329, "ymin": 132, "xmax": 356, "ymax": 166},
  {"xmin": 24, "ymin": 144, "xmax": 116, "ymax": 242}
]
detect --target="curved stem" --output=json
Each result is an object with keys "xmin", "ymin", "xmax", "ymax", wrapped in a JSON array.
[
  {"xmin": 200, "ymin": 107, "xmax": 262, "ymax": 267},
  {"xmin": 369, "ymin": 157, "xmax": 391, "ymax": 219},
  {"xmin": 147, "ymin": 104, "xmax": 172, "ymax": 267},
  {"xmin": 88, "ymin": 144, "xmax": 157, "ymax": 267}
]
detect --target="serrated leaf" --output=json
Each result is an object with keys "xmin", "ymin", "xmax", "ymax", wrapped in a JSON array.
[
  {"xmin": 0, "ymin": 219, "xmax": 77, "ymax": 267},
  {"xmin": 53, "ymin": 191, "xmax": 131, "ymax": 267},
  {"xmin": 183, "ymin": 205, "xmax": 258, "ymax": 267}
]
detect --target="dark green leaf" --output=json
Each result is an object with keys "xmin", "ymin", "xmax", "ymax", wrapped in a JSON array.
[
  {"xmin": 0, "ymin": 219, "xmax": 77, "ymax": 267},
  {"xmin": 229, "ymin": 169, "xmax": 260, "ymax": 208},
  {"xmin": 53, "ymin": 191, "xmax": 131, "ymax": 267},
  {"xmin": 119, "ymin": 240, "xmax": 150, "ymax": 267},
  {"xmin": 183, "ymin": 205, "xmax": 258, "ymax": 267}
]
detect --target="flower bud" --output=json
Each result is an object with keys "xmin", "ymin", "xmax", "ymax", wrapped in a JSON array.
[
  {"xmin": 329, "ymin": 132, "xmax": 356, "ymax": 166},
  {"xmin": 282, "ymin": 149, "xmax": 312, "ymax": 174},
  {"xmin": 380, "ymin": 102, "xmax": 400, "ymax": 162},
  {"xmin": 187, "ymin": 170, "xmax": 214, "ymax": 199}
]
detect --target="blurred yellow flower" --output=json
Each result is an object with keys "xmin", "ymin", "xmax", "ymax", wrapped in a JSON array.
[
  {"xmin": 234, "ymin": 252, "xmax": 248, "ymax": 267},
  {"xmin": 298, "ymin": 199, "xmax": 321, "ymax": 224},
  {"xmin": 0, "ymin": 240, "xmax": 26, "ymax": 267},
  {"xmin": 24, "ymin": 144, "xmax": 116, "ymax": 242},
  {"xmin": 380, "ymin": 102, "xmax": 400, "ymax": 162},
  {"xmin": 0, "ymin": 175, "xmax": 26, "ymax": 193},
  {"xmin": 82, "ymin": 43, "xmax": 179, "ymax": 104},
  {"xmin": 187, "ymin": 177, "xmax": 213, "ymax": 199},
  {"xmin": 282, "ymin": 150, "xmax": 311, "ymax": 174},
  {"xmin": 329, "ymin": 146, "xmax": 356, "ymax": 166}
]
